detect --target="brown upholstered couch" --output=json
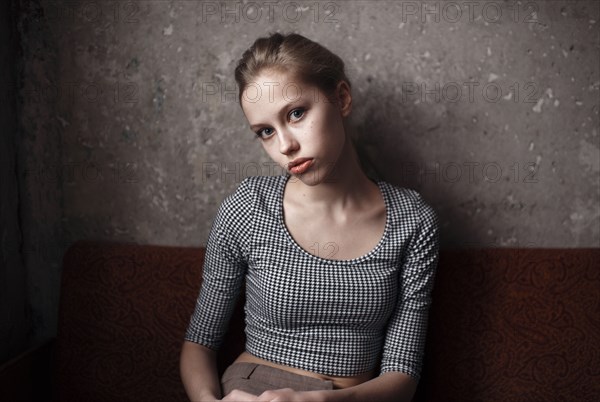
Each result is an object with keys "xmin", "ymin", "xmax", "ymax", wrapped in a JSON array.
[{"xmin": 14, "ymin": 241, "xmax": 600, "ymax": 401}]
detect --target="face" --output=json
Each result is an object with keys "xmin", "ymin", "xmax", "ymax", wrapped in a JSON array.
[{"xmin": 240, "ymin": 69, "xmax": 352, "ymax": 185}]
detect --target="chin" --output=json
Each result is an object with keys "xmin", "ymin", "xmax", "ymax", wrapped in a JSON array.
[{"xmin": 294, "ymin": 168, "xmax": 334, "ymax": 186}]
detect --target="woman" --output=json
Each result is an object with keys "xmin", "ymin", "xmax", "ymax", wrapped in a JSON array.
[{"xmin": 180, "ymin": 32, "xmax": 439, "ymax": 402}]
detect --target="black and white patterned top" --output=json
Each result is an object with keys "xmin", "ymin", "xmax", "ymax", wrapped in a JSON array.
[{"xmin": 185, "ymin": 173, "xmax": 439, "ymax": 380}]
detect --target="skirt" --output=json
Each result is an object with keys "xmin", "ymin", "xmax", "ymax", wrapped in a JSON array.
[{"xmin": 221, "ymin": 362, "xmax": 334, "ymax": 396}]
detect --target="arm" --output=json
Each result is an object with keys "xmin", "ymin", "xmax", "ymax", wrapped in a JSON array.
[
  {"xmin": 180, "ymin": 179, "xmax": 253, "ymax": 401},
  {"xmin": 180, "ymin": 341, "xmax": 222, "ymax": 401},
  {"xmin": 324, "ymin": 372, "xmax": 416, "ymax": 402},
  {"xmin": 316, "ymin": 373, "xmax": 418, "ymax": 402}
]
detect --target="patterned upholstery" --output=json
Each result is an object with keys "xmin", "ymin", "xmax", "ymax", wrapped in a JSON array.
[
  {"xmin": 415, "ymin": 248, "xmax": 600, "ymax": 401},
  {"xmin": 55, "ymin": 241, "xmax": 599, "ymax": 401}
]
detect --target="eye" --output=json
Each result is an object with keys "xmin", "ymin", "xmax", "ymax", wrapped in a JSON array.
[
  {"xmin": 289, "ymin": 108, "xmax": 305, "ymax": 121},
  {"xmin": 255, "ymin": 127, "xmax": 274, "ymax": 139},
  {"xmin": 253, "ymin": 108, "xmax": 306, "ymax": 140}
]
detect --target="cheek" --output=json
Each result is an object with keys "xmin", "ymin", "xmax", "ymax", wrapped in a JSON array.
[
  {"xmin": 308, "ymin": 112, "xmax": 334, "ymax": 136},
  {"xmin": 303, "ymin": 109, "xmax": 343, "ymax": 146},
  {"xmin": 323, "ymin": 106, "xmax": 343, "ymax": 132},
  {"xmin": 323, "ymin": 114, "xmax": 345, "ymax": 145}
]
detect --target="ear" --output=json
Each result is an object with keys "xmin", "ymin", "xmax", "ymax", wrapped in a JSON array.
[{"xmin": 335, "ymin": 80, "xmax": 352, "ymax": 117}]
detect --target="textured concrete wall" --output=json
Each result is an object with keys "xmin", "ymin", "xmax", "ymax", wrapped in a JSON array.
[
  {"xmin": 1, "ymin": 0, "xmax": 31, "ymax": 364},
  {"xmin": 15, "ymin": 1, "xmax": 600, "ymax": 342}
]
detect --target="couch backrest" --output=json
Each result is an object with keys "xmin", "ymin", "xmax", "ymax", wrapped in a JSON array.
[
  {"xmin": 56, "ymin": 242, "xmax": 599, "ymax": 401},
  {"xmin": 416, "ymin": 248, "xmax": 599, "ymax": 401},
  {"xmin": 56, "ymin": 241, "xmax": 245, "ymax": 402}
]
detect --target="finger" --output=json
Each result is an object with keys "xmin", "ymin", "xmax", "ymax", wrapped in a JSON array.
[
  {"xmin": 222, "ymin": 389, "xmax": 259, "ymax": 401},
  {"xmin": 257, "ymin": 389, "xmax": 295, "ymax": 402}
]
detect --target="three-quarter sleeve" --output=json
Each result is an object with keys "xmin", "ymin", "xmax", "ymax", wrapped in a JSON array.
[
  {"xmin": 380, "ymin": 193, "xmax": 440, "ymax": 380},
  {"xmin": 184, "ymin": 178, "xmax": 253, "ymax": 350}
]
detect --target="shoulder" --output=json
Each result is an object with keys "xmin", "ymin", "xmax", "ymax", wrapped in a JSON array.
[
  {"xmin": 210, "ymin": 176, "xmax": 281, "ymax": 249},
  {"xmin": 224, "ymin": 175, "xmax": 281, "ymax": 202},
  {"xmin": 218, "ymin": 175, "xmax": 281, "ymax": 215},
  {"xmin": 380, "ymin": 183, "xmax": 439, "ymax": 265},
  {"xmin": 379, "ymin": 181, "xmax": 438, "ymax": 228},
  {"xmin": 238, "ymin": 175, "xmax": 282, "ymax": 192},
  {"xmin": 379, "ymin": 181, "xmax": 436, "ymax": 216}
]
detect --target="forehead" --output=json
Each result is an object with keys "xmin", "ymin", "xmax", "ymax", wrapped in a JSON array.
[{"xmin": 240, "ymin": 70, "xmax": 322, "ymax": 114}]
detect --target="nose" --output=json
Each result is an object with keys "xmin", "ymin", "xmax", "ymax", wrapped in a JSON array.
[{"xmin": 277, "ymin": 127, "xmax": 299, "ymax": 155}]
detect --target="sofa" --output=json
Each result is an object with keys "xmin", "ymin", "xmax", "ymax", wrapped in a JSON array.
[{"xmin": 5, "ymin": 241, "xmax": 599, "ymax": 401}]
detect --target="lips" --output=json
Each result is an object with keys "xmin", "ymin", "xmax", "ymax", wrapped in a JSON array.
[
  {"xmin": 288, "ymin": 158, "xmax": 313, "ymax": 170},
  {"xmin": 288, "ymin": 158, "xmax": 314, "ymax": 174}
]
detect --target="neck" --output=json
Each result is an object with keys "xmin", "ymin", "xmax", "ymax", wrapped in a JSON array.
[{"xmin": 286, "ymin": 134, "xmax": 378, "ymax": 215}]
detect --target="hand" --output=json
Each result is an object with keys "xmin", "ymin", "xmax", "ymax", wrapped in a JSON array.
[
  {"xmin": 255, "ymin": 388, "xmax": 325, "ymax": 402},
  {"xmin": 222, "ymin": 388, "xmax": 325, "ymax": 402},
  {"xmin": 221, "ymin": 389, "xmax": 258, "ymax": 401}
]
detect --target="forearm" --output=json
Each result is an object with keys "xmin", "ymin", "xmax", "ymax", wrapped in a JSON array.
[
  {"xmin": 319, "ymin": 371, "xmax": 417, "ymax": 402},
  {"xmin": 180, "ymin": 340, "xmax": 222, "ymax": 401}
]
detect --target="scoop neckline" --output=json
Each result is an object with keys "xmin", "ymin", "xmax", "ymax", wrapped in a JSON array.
[{"xmin": 277, "ymin": 173, "xmax": 390, "ymax": 265}]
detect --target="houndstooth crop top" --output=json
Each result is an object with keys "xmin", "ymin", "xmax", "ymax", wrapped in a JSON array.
[{"xmin": 185, "ymin": 173, "xmax": 439, "ymax": 380}]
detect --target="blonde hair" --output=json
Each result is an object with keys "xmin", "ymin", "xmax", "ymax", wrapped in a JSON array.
[{"xmin": 234, "ymin": 32, "xmax": 381, "ymax": 182}]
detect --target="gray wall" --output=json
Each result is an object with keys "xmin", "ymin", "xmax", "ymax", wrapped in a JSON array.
[{"xmin": 9, "ymin": 0, "xmax": 600, "ymax": 352}]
